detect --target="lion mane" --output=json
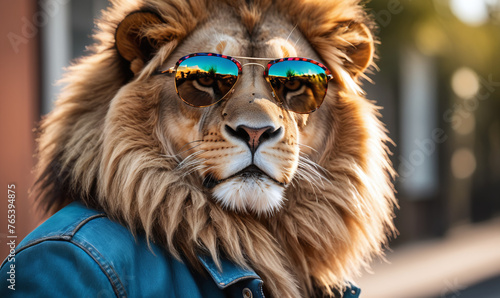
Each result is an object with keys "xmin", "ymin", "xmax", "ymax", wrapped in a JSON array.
[{"xmin": 34, "ymin": 0, "xmax": 397, "ymax": 297}]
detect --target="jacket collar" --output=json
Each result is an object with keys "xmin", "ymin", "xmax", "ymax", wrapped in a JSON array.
[
  {"xmin": 198, "ymin": 255, "xmax": 261, "ymax": 289},
  {"xmin": 198, "ymin": 255, "xmax": 360, "ymax": 298}
]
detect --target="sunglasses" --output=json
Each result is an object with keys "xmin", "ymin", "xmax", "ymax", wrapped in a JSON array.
[{"xmin": 157, "ymin": 53, "xmax": 333, "ymax": 114}]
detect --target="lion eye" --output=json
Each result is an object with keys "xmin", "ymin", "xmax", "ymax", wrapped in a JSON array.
[
  {"xmin": 284, "ymin": 80, "xmax": 302, "ymax": 91},
  {"xmin": 197, "ymin": 77, "xmax": 215, "ymax": 87}
]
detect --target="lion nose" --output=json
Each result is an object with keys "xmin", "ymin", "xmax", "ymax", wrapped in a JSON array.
[{"xmin": 225, "ymin": 125, "xmax": 282, "ymax": 153}]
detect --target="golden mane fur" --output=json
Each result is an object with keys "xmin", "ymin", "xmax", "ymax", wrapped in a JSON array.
[{"xmin": 34, "ymin": 0, "xmax": 397, "ymax": 296}]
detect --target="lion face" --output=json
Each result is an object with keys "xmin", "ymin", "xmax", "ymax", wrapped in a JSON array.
[
  {"xmin": 36, "ymin": 1, "xmax": 396, "ymax": 296},
  {"xmin": 136, "ymin": 11, "xmax": 330, "ymax": 214}
]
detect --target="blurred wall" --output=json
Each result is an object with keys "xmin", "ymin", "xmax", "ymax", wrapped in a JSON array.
[{"xmin": 0, "ymin": 0, "xmax": 42, "ymax": 262}]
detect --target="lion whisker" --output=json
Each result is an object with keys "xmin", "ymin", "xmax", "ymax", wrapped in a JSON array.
[
  {"xmin": 297, "ymin": 162, "xmax": 326, "ymax": 186},
  {"xmin": 298, "ymin": 151, "xmax": 334, "ymax": 178},
  {"xmin": 181, "ymin": 164, "xmax": 206, "ymax": 178},
  {"xmin": 293, "ymin": 154, "xmax": 333, "ymax": 196},
  {"xmin": 163, "ymin": 140, "xmax": 204, "ymax": 160},
  {"xmin": 294, "ymin": 36, "xmax": 301, "ymax": 47},
  {"xmin": 176, "ymin": 150, "xmax": 206, "ymax": 170},
  {"xmin": 178, "ymin": 160, "xmax": 204, "ymax": 174},
  {"xmin": 298, "ymin": 143, "xmax": 320, "ymax": 155},
  {"xmin": 292, "ymin": 171, "xmax": 321, "ymax": 203},
  {"xmin": 285, "ymin": 23, "xmax": 298, "ymax": 43}
]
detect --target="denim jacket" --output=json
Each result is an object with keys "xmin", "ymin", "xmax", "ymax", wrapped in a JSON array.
[{"xmin": 0, "ymin": 202, "xmax": 360, "ymax": 297}]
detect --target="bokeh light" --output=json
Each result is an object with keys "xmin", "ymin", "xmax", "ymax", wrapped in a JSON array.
[
  {"xmin": 450, "ymin": 0, "xmax": 490, "ymax": 26},
  {"xmin": 414, "ymin": 20, "xmax": 447, "ymax": 56},
  {"xmin": 451, "ymin": 67, "xmax": 480, "ymax": 99},
  {"xmin": 451, "ymin": 148, "xmax": 477, "ymax": 179}
]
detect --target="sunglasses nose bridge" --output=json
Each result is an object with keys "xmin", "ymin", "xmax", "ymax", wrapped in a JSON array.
[
  {"xmin": 231, "ymin": 68, "xmax": 274, "ymax": 102},
  {"xmin": 240, "ymin": 62, "xmax": 266, "ymax": 70}
]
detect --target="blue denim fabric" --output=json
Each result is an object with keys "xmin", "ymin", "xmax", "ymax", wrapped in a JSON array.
[{"xmin": 0, "ymin": 202, "xmax": 360, "ymax": 297}]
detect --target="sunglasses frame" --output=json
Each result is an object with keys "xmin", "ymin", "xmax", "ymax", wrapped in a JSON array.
[{"xmin": 157, "ymin": 52, "xmax": 334, "ymax": 114}]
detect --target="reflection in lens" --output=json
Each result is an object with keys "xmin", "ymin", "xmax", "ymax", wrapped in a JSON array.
[
  {"xmin": 175, "ymin": 55, "xmax": 239, "ymax": 107},
  {"xmin": 268, "ymin": 60, "xmax": 328, "ymax": 113}
]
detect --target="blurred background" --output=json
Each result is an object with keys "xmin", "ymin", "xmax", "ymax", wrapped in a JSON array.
[{"xmin": 0, "ymin": 0, "xmax": 499, "ymax": 297}]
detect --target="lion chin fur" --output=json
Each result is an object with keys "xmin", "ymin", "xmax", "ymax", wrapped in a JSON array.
[
  {"xmin": 33, "ymin": 0, "xmax": 397, "ymax": 297},
  {"xmin": 212, "ymin": 176, "xmax": 285, "ymax": 215}
]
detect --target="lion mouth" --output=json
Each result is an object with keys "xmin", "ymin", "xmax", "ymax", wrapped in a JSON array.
[
  {"xmin": 237, "ymin": 164, "xmax": 265, "ymax": 177},
  {"xmin": 203, "ymin": 165, "xmax": 286, "ymax": 188}
]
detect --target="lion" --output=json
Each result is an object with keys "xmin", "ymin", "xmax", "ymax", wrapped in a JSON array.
[{"xmin": 33, "ymin": 0, "xmax": 396, "ymax": 296}]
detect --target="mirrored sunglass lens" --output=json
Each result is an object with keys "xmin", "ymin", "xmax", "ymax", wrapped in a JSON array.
[
  {"xmin": 268, "ymin": 60, "xmax": 328, "ymax": 113},
  {"xmin": 175, "ymin": 56, "xmax": 239, "ymax": 107}
]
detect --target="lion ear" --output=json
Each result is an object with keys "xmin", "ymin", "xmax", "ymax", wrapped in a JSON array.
[
  {"xmin": 115, "ymin": 11, "xmax": 165, "ymax": 74},
  {"xmin": 338, "ymin": 22, "xmax": 375, "ymax": 77}
]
